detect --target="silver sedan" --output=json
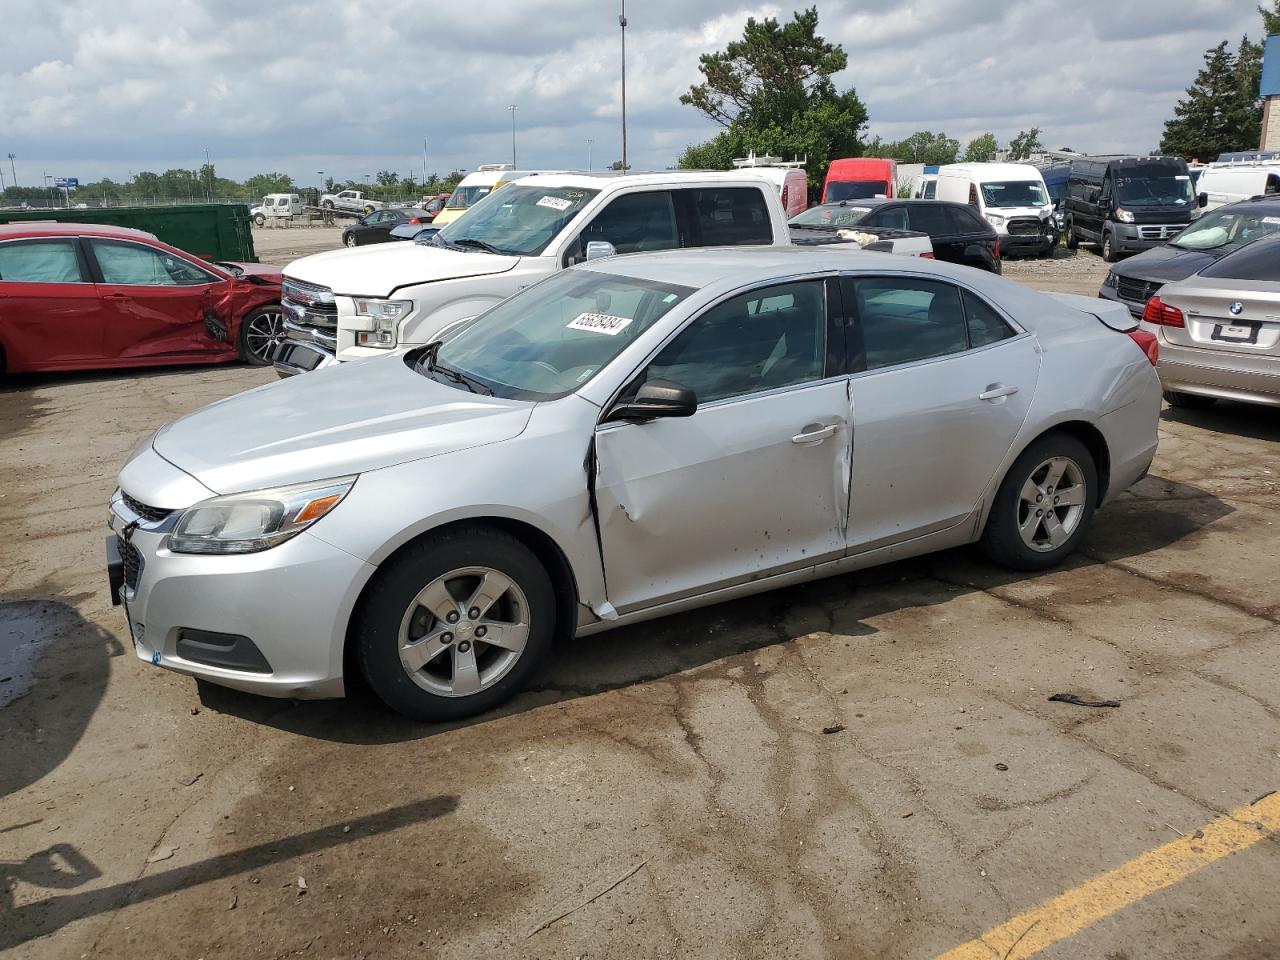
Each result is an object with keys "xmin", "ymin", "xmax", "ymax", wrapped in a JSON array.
[
  {"xmin": 107, "ymin": 247, "xmax": 1162, "ymax": 720},
  {"xmin": 1138, "ymin": 234, "xmax": 1280, "ymax": 409}
]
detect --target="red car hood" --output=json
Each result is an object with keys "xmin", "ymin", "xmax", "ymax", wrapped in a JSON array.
[{"xmin": 219, "ymin": 261, "xmax": 284, "ymax": 282}]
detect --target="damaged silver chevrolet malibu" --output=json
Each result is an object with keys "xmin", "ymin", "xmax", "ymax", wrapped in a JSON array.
[{"xmin": 107, "ymin": 246, "xmax": 1162, "ymax": 720}]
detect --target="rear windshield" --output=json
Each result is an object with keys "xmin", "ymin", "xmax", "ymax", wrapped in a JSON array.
[
  {"xmin": 826, "ymin": 180, "xmax": 890, "ymax": 201},
  {"xmin": 1198, "ymin": 238, "xmax": 1280, "ymax": 282}
]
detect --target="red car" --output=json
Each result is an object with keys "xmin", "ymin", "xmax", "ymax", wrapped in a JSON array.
[{"xmin": 0, "ymin": 222, "xmax": 285, "ymax": 373}]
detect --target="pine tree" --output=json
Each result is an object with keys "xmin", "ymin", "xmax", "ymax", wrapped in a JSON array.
[{"xmin": 1160, "ymin": 42, "xmax": 1255, "ymax": 160}]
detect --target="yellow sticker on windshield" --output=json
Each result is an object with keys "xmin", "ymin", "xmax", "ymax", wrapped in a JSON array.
[{"xmin": 568, "ymin": 312, "xmax": 634, "ymax": 335}]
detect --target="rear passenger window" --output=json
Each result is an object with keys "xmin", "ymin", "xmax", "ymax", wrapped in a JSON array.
[
  {"xmin": 853, "ymin": 278, "xmax": 967, "ymax": 370},
  {"xmin": 684, "ymin": 188, "xmax": 772, "ymax": 247},
  {"xmin": 962, "ymin": 290, "xmax": 1015, "ymax": 347},
  {"xmin": 865, "ymin": 206, "xmax": 908, "ymax": 230},
  {"xmin": 0, "ymin": 240, "xmax": 84, "ymax": 283},
  {"xmin": 905, "ymin": 205, "xmax": 952, "ymax": 235}
]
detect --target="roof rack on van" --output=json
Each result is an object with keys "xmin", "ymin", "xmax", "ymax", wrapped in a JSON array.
[
  {"xmin": 476, "ymin": 163, "xmax": 515, "ymax": 172},
  {"xmin": 1216, "ymin": 150, "xmax": 1280, "ymax": 163},
  {"xmin": 732, "ymin": 152, "xmax": 807, "ymax": 169}
]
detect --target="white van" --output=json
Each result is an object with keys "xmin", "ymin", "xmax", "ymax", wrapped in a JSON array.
[
  {"xmin": 431, "ymin": 165, "xmax": 517, "ymax": 227},
  {"xmin": 250, "ymin": 193, "xmax": 304, "ymax": 226},
  {"xmin": 911, "ymin": 173, "xmax": 938, "ymax": 199},
  {"xmin": 1195, "ymin": 161, "xmax": 1280, "ymax": 212},
  {"xmin": 936, "ymin": 162, "xmax": 1055, "ymax": 257},
  {"xmin": 731, "ymin": 154, "xmax": 809, "ymax": 218}
]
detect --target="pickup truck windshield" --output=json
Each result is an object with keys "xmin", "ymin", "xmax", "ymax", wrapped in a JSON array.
[
  {"xmin": 980, "ymin": 181, "xmax": 1048, "ymax": 208},
  {"xmin": 425, "ymin": 268, "xmax": 693, "ymax": 401},
  {"xmin": 1116, "ymin": 175, "xmax": 1194, "ymax": 206},
  {"xmin": 436, "ymin": 185, "xmax": 601, "ymax": 257}
]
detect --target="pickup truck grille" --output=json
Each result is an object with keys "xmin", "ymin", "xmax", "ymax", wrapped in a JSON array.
[{"xmin": 282, "ymin": 277, "xmax": 338, "ymax": 332}]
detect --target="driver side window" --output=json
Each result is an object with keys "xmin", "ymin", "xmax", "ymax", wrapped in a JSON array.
[
  {"xmin": 570, "ymin": 191, "xmax": 678, "ymax": 264},
  {"xmin": 632, "ymin": 281, "xmax": 827, "ymax": 406},
  {"xmin": 90, "ymin": 240, "xmax": 216, "ymax": 286}
]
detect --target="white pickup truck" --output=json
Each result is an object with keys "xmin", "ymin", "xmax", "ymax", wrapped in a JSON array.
[
  {"xmin": 276, "ymin": 171, "xmax": 931, "ymax": 375},
  {"xmin": 319, "ymin": 190, "xmax": 385, "ymax": 215}
]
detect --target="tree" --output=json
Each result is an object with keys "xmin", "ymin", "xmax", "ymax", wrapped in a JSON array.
[
  {"xmin": 963, "ymin": 133, "xmax": 998, "ymax": 162},
  {"xmin": 1260, "ymin": 0, "xmax": 1280, "ymax": 34},
  {"xmin": 244, "ymin": 173, "xmax": 295, "ymax": 198},
  {"xmin": 677, "ymin": 7, "xmax": 867, "ymax": 189},
  {"xmin": 1006, "ymin": 127, "xmax": 1043, "ymax": 161},
  {"xmin": 608, "ymin": 160, "xmax": 632, "ymax": 171},
  {"xmin": 868, "ymin": 130, "xmax": 959, "ymax": 164},
  {"xmin": 1160, "ymin": 41, "xmax": 1261, "ymax": 159},
  {"xmin": 375, "ymin": 170, "xmax": 399, "ymax": 186}
]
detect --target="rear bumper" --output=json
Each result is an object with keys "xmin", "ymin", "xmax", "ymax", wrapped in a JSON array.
[{"xmin": 1155, "ymin": 340, "xmax": 1280, "ymax": 407}]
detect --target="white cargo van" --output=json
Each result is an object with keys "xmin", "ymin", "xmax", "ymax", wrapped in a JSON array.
[
  {"xmin": 250, "ymin": 193, "xmax": 305, "ymax": 226},
  {"xmin": 936, "ymin": 162, "xmax": 1055, "ymax": 257},
  {"xmin": 1195, "ymin": 161, "xmax": 1280, "ymax": 212},
  {"xmin": 731, "ymin": 154, "xmax": 809, "ymax": 218}
]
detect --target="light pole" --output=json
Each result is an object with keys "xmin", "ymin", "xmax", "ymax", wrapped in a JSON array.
[
  {"xmin": 619, "ymin": 0, "xmax": 628, "ymax": 173},
  {"xmin": 586, "ymin": 138, "xmax": 594, "ymax": 170},
  {"xmin": 422, "ymin": 137, "xmax": 429, "ymax": 187},
  {"xmin": 508, "ymin": 105, "xmax": 519, "ymax": 168},
  {"xmin": 6, "ymin": 153, "xmax": 15, "ymax": 188}
]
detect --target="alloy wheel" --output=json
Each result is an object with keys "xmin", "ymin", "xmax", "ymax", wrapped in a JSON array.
[
  {"xmin": 1017, "ymin": 456, "xmax": 1087, "ymax": 552},
  {"xmin": 243, "ymin": 308, "xmax": 285, "ymax": 363},
  {"xmin": 345, "ymin": 234, "xmax": 357, "ymax": 247},
  {"xmin": 397, "ymin": 566, "xmax": 531, "ymax": 698}
]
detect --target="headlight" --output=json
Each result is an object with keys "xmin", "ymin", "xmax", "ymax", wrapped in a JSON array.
[
  {"xmin": 1103, "ymin": 270, "xmax": 1118, "ymax": 289},
  {"xmin": 1116, "ymin": 207, "xmax": 1135, "ymax": 224},
  {"xmin": 352, "ymin": 298, "xmax": 411, "ymax": 348},
  {"xmin": 168, "ymin": 477, "xmax": 356, "ymax": 555},
  {"xmin": 986, "ymin": 213, "xmax": 1005, "ymax": 227}
]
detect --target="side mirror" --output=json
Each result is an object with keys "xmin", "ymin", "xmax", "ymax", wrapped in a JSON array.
[
  {"xmin": 1197, "ymin": 192, "xmax": 1208, "ymax": 208},
  {"xmin": 585, "ymin": 240, "xmax": 617, "ymax": 261},
  {"xmin": 604, "ymin": 379, "xmax": 697, "ymax": 423}
]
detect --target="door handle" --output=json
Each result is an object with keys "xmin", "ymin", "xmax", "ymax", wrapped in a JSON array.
[
  {"xmin": 103, "ymin": 293, "xmax": 132, "ymax": 301},
  {"xmin": 791, "ymin": 423, "xmax": 838, "ymax": 445},
  {"xmin": 979, "ymin": 383, "xmax": 1019, "ymax": 401}
]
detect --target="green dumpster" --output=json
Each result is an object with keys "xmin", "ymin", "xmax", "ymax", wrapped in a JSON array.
[{"xmin": 0, "ymin": 204, "xmax": 257, "ymax": 262}]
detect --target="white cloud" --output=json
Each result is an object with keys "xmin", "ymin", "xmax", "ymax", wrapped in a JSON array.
[{"xmin": 0, "ymin": 0, "xmax": 1265, "ymax": 186}]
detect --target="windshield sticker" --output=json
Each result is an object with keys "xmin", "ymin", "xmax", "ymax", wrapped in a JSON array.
[
  {"xmin": 568, "ymin": 312, "xmax": 634, "ymax": 335},
  {"xmin": 1264, "ymin": 217, "xmax": 1280, "ymax": 224},
  {"xmin": 537, "ymin": 195, "xmax": 573, "ymax": 211},
  {"xmin": 1175, "ymin": 175, "xmax": 1190, "ymax": 180}
]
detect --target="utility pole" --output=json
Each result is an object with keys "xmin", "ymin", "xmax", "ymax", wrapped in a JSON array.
[
  {"xmin": 6, "ymin": 153, "xmax": 15, "ymax": 188},
  {"xmin": 586, "ymin": 138, "xmax": 594, "ymax": 170},
  {"xmin": 619, "ymin": 0, "xmax": 628, "ymax": 173},
  {"xmin": 423, "ymin": 137, "xmax": 429, "ymax": 188},
  {"xmin": 508, "ymin": 105, "xmax": 519, "ymax": 168}
]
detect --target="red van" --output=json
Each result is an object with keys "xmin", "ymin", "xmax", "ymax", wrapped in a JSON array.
[{"xmin": 822, "ymin": 158, "xmax": 898, "ymax": 203}]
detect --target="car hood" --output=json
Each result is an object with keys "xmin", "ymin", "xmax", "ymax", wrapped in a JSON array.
[
  {"xmin": 1113, "ymin": 244, "xmax": 1218, "ymax": 283},
  {"xmin": 152, "ymin": 354, "xmax": 533, "ymax": 495},
  {"xmin": 284, "ymin": 243, "xmax": 521, "ymax": 298},
  {"xmin": 220, "ymin": 261, "xmax": 283, "ymax": 282}
]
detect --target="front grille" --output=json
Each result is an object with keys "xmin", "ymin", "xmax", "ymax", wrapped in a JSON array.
[
  {"xmin": 1138, "ymin": 225, "xmax": 1180, "ymax": 241},
  {"xmin": 1116, "ymin": 277, "xmax": 1163, "ymax": 304},
  {"xmin": 282, "ymin": 277, "xmax": 338, "ymax": 332},
  {"xmin": 121, "ymin": 492, "xmax": 173, "ymax": 525},
  {"xmin": 1007, "ymin": 218, "xmax": 1042, "ymax": 236},
  {"xmin": 118, "ymin": 535, "xmax": 142, "ymax": 590}
]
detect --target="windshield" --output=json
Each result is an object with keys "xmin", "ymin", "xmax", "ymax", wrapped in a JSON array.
[
  {"xmin": 427, "ymin": 268, "xmax": 694, "ymax": 401},
  {"xmin": 1116, "ymin": 175, "xmax": 1194, "ymax": 206},
  {"xmin": 789, "ymin": 204, "xmax": 872, "ymax": 227},
  {"xmin": 435, "ymin": 184, "xmax": 600, "ymax": 257},
  {"xmin": 1171, "ymin": 207, "xmax": 1280, "ymax": 252},
  {"xmin": 980, "ymin": 181, "xmax": 1048, "ymax": 208},
  {"xmin": 825, "ymin": 180, "xmax": 890, "ymax": 202},
  {"xmin": 445, "ymin": 185, "xmax": 493, "ymax": 209}
]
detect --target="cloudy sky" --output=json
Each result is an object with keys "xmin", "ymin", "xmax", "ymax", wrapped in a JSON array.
[{"xmin": 0, "ymin": 0, "xmax": 1266, "ymax": 187}]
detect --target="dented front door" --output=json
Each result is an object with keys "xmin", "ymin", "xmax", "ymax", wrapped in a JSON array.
[{"xmin": 593, "ymin": 380, "xmax": 851, "ymax": 615}]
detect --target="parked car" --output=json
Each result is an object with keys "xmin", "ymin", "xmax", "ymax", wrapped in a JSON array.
[
  {"xmin": 936, "ymin": 163, "xmax": 1055, "ymax": 258},
  {"xmin": 822, "ymin": 157, "xmax": 897, "ymax": 202},
  {"xmin": 0, "ymin": 222, "xmax": 285, "ymax": 372},
  {"xmin": 1099, "ymin": 196, "xmax": 1280, "ymax": 316},
  {"xmin": 389, "ymin": 223, "xmax": 442, "ymax": 243},
  {"xmin": 1194, "ymin": 160, "xmax": 1280, "ymax": 212},
  {"xmin": 251, "ymin": 194, "xmax": 305, "ymax": 226},
  {"xmin": 275, "ymin": 171, "xmax": 797, "ymax": 375},
  {"xmin": 1064, "ymin": 156, "xmax": 1196, "ymax": 262},
  {"xmin": 731, "ymin": 154, "xmax": 809, "ymax": 217},
  {"xmin": 320, "ymin": 190, "xmax": 384, "ymax": 215},
  {"xmin": 1138, "ymin": 233, "xmax": 1280, "ymax": 408},
  {"xmin": 790, "ymin": 199, "xmax": 1001, "ymax": 273},
  {"xmin": 418, "ymin": 193, "xmax": 451, "ymax": 220},
  {"xmin": 341, "ymin": 208, "xmax": 437, "ymax": 248},
  {"xmin": 429, "ymin": 165, "xmax": 518, "ymax": 228},
  {"xmin": 107, "ymin": 246, "xmax": 1161, "ymax": 720}
]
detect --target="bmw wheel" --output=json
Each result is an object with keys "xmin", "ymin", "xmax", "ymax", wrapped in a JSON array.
[
  {"xmin": 357, "ymin": 525, "xmax": 555, "ymax": 721},
  {"xmin": 981, "ymin": 433, "xmax": 1097, "ymax": 571},
  {"xmin": 238, "ymin": 306, "xmax": 286, "ymax": 366}
]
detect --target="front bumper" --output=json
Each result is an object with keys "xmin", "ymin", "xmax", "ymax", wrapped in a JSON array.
[
  {"xmin": 108, "ymin": 495, "xmax": 376, "ymax": 699},
  {"xmin": 998, "ymin": 230, "xmax": 1055, "ymax": 256},
  {"xmin": 1152, "ymin": 335, "xmax": 1280, "ymax": 407},
  {"xmin": 1110, "ymin": 222, "xmax": 1184, "ymax": 254},
  {"xmin": 273, "ymin": 339, "xmax": 338, "ymax": 377}
]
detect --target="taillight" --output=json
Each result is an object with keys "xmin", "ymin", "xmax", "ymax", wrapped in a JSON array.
[
  {"xmin": 1141, "ymin": 295, "xmax": 1184, "ymax": 327},
  {"xmin": 994, "ymin": 236, "xmax": 1001, "ymax": 258},
  {"xmin": 409, "ymin": 216, "xmax": 422, "ymax": 224},
  {"xmin": 919, "ymin": 251, "xmax": 935, "ymax": 259},
  {"xmin": 1127, "ymin": 329, "xmax": 1159, "ymax": 365}
]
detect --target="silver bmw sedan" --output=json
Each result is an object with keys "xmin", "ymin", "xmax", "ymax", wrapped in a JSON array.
[{"xmin": 107, "ymin": 247, "xmax": 1162, "ymax": 720}]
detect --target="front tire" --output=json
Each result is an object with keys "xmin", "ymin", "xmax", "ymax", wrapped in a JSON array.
[
  {"xmin": 356, "ymin": 526, "xmax": 555, "ymax": 721},
  {"xmin": 344, "ymin": 232, "xmax": 358, "ymax": 248},
  {"xmin": 1164, "ymin": 390, "xmax": 1216, "ymax": 410},
  {"xmin": 253, "ymin": 213, "xmax": 265, "ymax": 226},
  {"xmin": 322, "ymin": 199, "xmax": 334, "ymax": 209},
  {"xmin": 1065, "ymin": 218, "xmax": 1078, "ymax": 250},
  {"xmin": 238, "ymin": 305, "xmax": 285, "ymax": 366},
  {"xmin": 981, "ymin": 433, "xmax": 1097, "ymax": 571},
  {"xmin": 1101, "ymin": 231, "xmax": 1119, "ymax": 262}
]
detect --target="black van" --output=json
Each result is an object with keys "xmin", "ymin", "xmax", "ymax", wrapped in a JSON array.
[{"xmin": 1064, "ymin": 156, "xmax": 1197, "ymax": 262}]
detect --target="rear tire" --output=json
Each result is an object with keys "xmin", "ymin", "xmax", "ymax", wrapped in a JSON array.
[
  {"xmin": 1065, "ymin": 218, "xmax": 1078, "ymax": 250},
  {"xmin": 322, "ymin": 199, "xmax": 334, "ymax": 210},
  {"xmin": 356, "ymin": 525, "xmax": 555, "ymax": 722},
  {"xmin": 1164, "ymin": 390, "xmax": 1216, "ymax": 410},
  {"xmin": 981, "ymin": 433, "xmax": 1098, "ymax": 572}
]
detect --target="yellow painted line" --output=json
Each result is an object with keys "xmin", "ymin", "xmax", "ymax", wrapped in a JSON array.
[{"xmin": 936, "ymin": 791, "xmax": 1280, "ymax": 960}]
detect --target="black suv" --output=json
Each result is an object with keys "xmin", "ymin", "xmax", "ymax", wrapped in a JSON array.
[
  {"xmin": 789, "ymin": 199, "xmax": 1001, "ymax": 272},
  {"xmin": 1099, "ymin": 196, "xmax": 1280, "ymax": 316}
]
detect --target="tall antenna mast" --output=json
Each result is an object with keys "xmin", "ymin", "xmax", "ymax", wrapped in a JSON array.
[{"xmin": 619, "ymin": 0, "xmax": 628, "ymax": 173}]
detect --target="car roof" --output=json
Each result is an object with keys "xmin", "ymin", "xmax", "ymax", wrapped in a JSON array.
[
  {"xmin": 0, "ymin": 221, "xmax": 159, "ymax": 242},
  {"xmin": 513, "ymin": 171, "xmax": 776, "ymax": 190}
]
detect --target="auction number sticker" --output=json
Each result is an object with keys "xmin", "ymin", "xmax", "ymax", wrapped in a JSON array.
[
  {"xmin": 568, "ymin": 312, "xmax": 634, "ymax": 335},
  {"xmin": 537, "ymin": 195, "xmax": 573, "ymax": 211}
]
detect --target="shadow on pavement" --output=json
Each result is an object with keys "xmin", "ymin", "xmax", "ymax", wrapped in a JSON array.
[
  {"xmin": 0, "ymin": 796, "xmax": 458, "ymax": 950},
  {"xmin": 196, "ymin": 472, "xmax": 1231, "ymax": 746},
  {"xmin": 1161, "ymin": 399, "xmax": 1280, "ymax": 443}
]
